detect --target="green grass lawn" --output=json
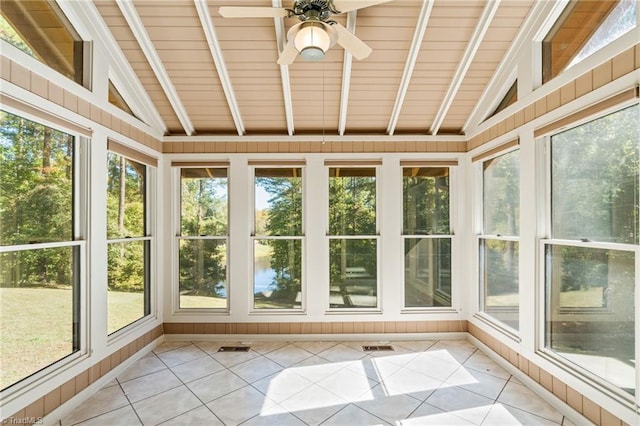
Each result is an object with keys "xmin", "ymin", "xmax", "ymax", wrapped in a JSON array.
[
  {"xmin": 1, "ymin": 287, "xmax": 74, "ymax": 389},
  {"xmin": 108, "ymin": 290, "xmax": 145, "ymax": 334},
  {"xmin": 179, "ymin": 294, "xmax": 227, "ymax": 309},
  {"xmin": 486, "ymin": 287, "xmax": 604, "ymax": 308},
  {"xmin": 0, "ymin": 287, "xmax": 154, "ymax": 389}
]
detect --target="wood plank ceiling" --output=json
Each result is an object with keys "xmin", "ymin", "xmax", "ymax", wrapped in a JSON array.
[{"xmin": 92, "ymin": 0, "xmax": 534, "ymax": 137}]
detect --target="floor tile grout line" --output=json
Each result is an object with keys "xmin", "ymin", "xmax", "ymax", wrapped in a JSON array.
[
  {"xmin": 492, "ymin": 376, "xmax": 564, "ymax": 425},
  {"xmin": 61, "ymin": 339, "xmax": 568, "ymax": 426},
  {"xmin": 115, "ymin": 351, "xmax": 168, "ymax": 385},
  {"xmin": 154, "ymin": 404, "xmax": 223, "ymax": 426},
  {"xmin": 492, "ymin": 374, "xmax": 513, "ymax": 404},
  {"xmin": 349, "ymin": 399, "xmax": 399, "ymax": 426},
  {"xmin": 290, "ymin": 340, "xmax": 340, "ymax": 355},
  {"xmin": 319, "ymin": 402, "xmax": 393, "ymax": 426},
  {"xmin": 154, "ymin": 343, "xmax": 211, "ymax": 369},
  {"xmin": 178, "ymin": 358, "xmax": 255, "ymax": 406},
  {"xmin": 152, "ymin": 348, "xmax": 236, "ymax": 425},
  {"xmin": 317, "ymin": 403, "xmax": 351, "ymax": 426},
  {"xmin": 497, "ymin": 400, "xmax": 565, "ymax": 425},
  {"xmin": 120, "ymin": 378, "xmax": 145, "ymax": 426},
  {"xmin": 249, "ymin": 348, "xmax": 375, "ymax": 424},
  {"xmin": 63, "ymin": 404, "xmax": 130, "ymax": 426},
  {"xmin": 241, "ymin": 381, "xmax": 312, "ymax": 426},
  {"xmin": 61, "ymin": 380, "xmax": 140, "ymax": 425}
]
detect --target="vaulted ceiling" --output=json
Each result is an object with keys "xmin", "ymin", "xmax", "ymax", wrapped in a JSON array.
[{"xmin": 90, "ymin": 0, "xmax": 536, "ymax": 138}]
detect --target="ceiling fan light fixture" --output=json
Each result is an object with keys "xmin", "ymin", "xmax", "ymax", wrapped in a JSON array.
[{"xmin": 294, "ymin": 22, "xmax": 331, "ymax": 61}]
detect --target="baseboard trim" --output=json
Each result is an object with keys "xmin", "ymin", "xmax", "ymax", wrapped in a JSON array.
[{"xmin": 163, "ymin": 332, "xmax": 469, "ymax": 342}]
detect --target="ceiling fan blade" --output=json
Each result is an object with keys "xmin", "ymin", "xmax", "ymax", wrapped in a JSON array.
[
  {"xmin": 218, "ymin": 6, "xmax": 288, "ymax": 18},
  {"xmin": 277, "ymin": 39, "xmax": 298, "ymax": 65},
  {"xmin": 333, "ymin": 23, "xmax": 372, "ymax": 60},
  {"xmin": 333, "ymin": 0, "xmax": 393, "ymax": 13}
]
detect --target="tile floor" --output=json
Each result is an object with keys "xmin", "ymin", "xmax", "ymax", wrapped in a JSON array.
[{"xmin": 59, "ymin": 339, "xmax": 578, "ymax": 425}]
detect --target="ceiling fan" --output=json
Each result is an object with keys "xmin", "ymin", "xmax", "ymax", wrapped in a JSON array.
[{"xmin": 219, "ymin": 0, "xmax": 392, "ymax": 64}]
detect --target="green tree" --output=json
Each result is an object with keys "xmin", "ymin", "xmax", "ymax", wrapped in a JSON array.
[
  {"xmin": 106, "ymin": 154, "xmax": 146, "ymax": 292},
  {"xmin": 552, "ymin": 105, "xmax": 639, "ymax": 292},
  {"xmin": 0, "ymin": 111, "xmax": 73, "ymax": 288},
  {"xmin": 178, "ymin": 171, "xmax": 227, "ymax": 298},
  {"xmin": 483, "ymin": 151, "xmax": 519, "ymax": 297},
  {"xmin": 255, "ymin": 173, "xmax": 302, "ymax": 306}
]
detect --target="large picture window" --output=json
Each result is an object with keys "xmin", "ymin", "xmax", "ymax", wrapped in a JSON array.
[
  {"xmin": 328, "ymin": 165, "xmax": 378, "ymax": 309},
  {"xmin": 545, "ymin": 104, "xmax": 638, "ymax": 397},
  {"xmin": 480, "ymin": 149, "xmax": 520, "ymax": 330},
  {"xmin": 402, "ymin": 166, "xmax": 452, "ymax": 308},
  {"xmin": 253, "ymin": 166, "xmax": 303, "ymax": 310},
  {"xmin": 0, "ymin": 111, "xmax": 81, "ymax": 390},
  {"xmin": 178, "ymin": 167, "xmax": 228, "ymax": 309},
  {"xmin": 106, "ymin": 151, "xmax": 151, "ymax": 335}
]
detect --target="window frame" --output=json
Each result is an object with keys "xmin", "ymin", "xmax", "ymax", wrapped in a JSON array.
[
  {"xmin": 401, "ymin": 163, "xmax": 455, "ymax": 311},
  {"xmin": 326, "ymin": 163, "xmax": 381, "ymax": 312},
  {"xmin": 250, "ymin": 164, "xmax": 305, "ymax": 313},
  {"xmin": 0, "ymin": 108, "xmax": 88, "ymax": 393},
  {"xmin": 105, "ymin": 150, "xmax": 154, "ymax": 337},
  {"xmin": 175, "ymin": 165, "xmax": 230, "ymax": 313},
  {"xmin": 538, "ymin": 102, "xmax": 640, "ymax": 404},
  {"xmin": 475, "ymin": 144, "xmax": 521, "ymax": 338}
]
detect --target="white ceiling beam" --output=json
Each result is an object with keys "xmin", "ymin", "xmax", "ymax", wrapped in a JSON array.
[
  {"xmin": 58, "ymin": 0, "xmax": 167, "ymax": 135},
  {"xmin": 273, "ymin": 0, "xmax": 295, "ymax": 136},
  {"xmin": 116, "ymin": 0, "xmax": 195, "ymax": 136},
  {"xmin": 338, "ymin": 10, "xmax": 357, "ymax": 136},
  {"xmin": 429, "ymin": 0, "xmax": 500, "ymax": 136},
  {"xmin": 462, "ymin": 0, "xmax": 558, "ymax": 133},
  {"xmin": 386, "ymin": 0, "xmax": 434, "ymax": 135},
  {"xmin": 164, "ymin": 134, "xmax": 467, "ymax": 143},
  {"xmin": 195, "ymin": 0, "xmax": 245, "ymax": 136}
]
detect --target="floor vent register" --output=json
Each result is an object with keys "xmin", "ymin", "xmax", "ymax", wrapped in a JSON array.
[
  {"xmin": 217, "ymin": 346, "xmax": 251, "ymax": 352},
  {"xmin": 362, "ymin": 345, "xmax": 394, "ymax": 351}
]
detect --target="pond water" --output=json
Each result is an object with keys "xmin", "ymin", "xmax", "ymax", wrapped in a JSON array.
[{"xmin": 254, "ymin": 266, "xmax": 276, "ymax": 294}]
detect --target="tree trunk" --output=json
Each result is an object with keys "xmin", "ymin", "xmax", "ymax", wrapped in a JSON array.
[
  {"xmin": 42, "ymin": 127, "xmax": 51, "ymax": 176},
  {"xmin": 196, "ymin": 180, "xmax": 205, "ymax": 291},
  {"xmin": 118, "ymin": 157, "xmax": 126, "ymax": 258}
]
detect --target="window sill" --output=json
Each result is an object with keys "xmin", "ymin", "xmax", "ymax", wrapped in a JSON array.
[{"xmin": 324, "ymin": 309, "xmax": 383, "ymax": 315}]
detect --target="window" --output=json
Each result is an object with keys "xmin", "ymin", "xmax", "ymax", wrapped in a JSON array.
[
  {"xmin": 328, "ymin": 165, "xmax": 378, "ymax": 309},
  {"xmin": 480, "ymin": 149, "xmax": 520, "ymax": 331},
  {"xmin": 402, "ymin": 166, "xmax": 452, "ymax": 308},
  {"xmin": 253, "ymin": 166, "xmax": 303, "ymax": 310},
  {"xmin": 489, "ymin": 81, "xmax": 517, "ymax": 118},
  {"xmin": 542, "ymin": 0, "xmax": 637, "ymax": 83},
  {"xmin": 0, "ymin": 111, "xmax": 81, "ymax": 390},
  {"xmin": 106, "ymin": 151, "xmax": 151, "ymax": 335},
  {"xmin": 178, "ymin": 167, "xmax": 228, "ymax": 309},
  {"xmin": 1, "ymin": 0, "xmax": 89, "ymax": 87},
  {"xmin": 109, "ymin": 81, "xmax": 136, "ymax": 118},
  {"xmin": 545, "ymin": 104, "xmax": 638, "ymax": 396}
]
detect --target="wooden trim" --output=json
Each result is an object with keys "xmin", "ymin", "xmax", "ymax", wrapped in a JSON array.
[
  {"xmin": 170, "ymin": 161, "xmax": 230, "ymax": 167},
  {"xmin": 162, "ymin": 320, "xmax": 468, "ymax": 334},
  {"xmin": 248, "ymin": 160, "xmax": 306, "ymax": 166},
  {"xmin": 107, "ymin": 139, "xmax": 158, "ymax": 167},
  {"xmin": 1, "ymin": 93, "xmax": 92, "ymax": 137},
  {"xmin": 400, "ymin": 160, "xmax": 458, "ymax": 167},
  {"xmin": 324, "ymin": 160, "xmax": 383, "ymax": 166},
  {"xmin": 534, "ymin": 87, "xmax": 638, "ymax": 138},
  {"xmin": 472, "ymin": 138, "xmax": 520, "ymax": 163}
]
